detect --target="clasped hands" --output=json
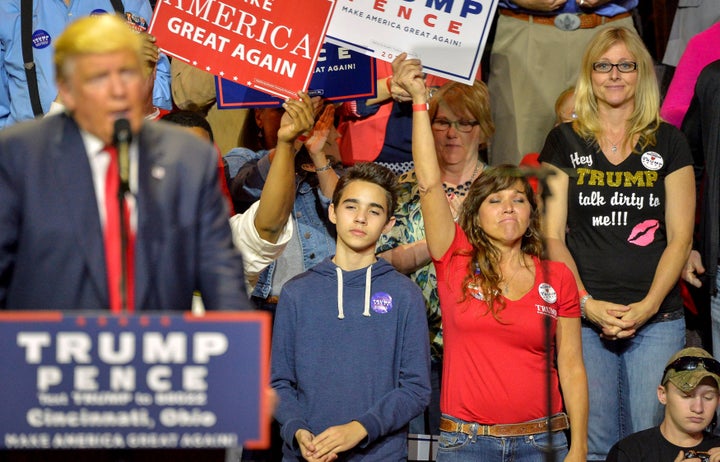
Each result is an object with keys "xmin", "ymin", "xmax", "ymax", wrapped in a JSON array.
[
  {"xmin": 584, "ymin": 297, "xmax": 658, "ymax": 340},
  {"xmin": 295, "ymin": 421, "xmax": 367, "ymax": 462}
]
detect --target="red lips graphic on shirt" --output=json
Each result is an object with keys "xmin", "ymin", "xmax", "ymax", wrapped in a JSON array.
[{"xmin": 627, "ymin": 219, "xmax": 659, "ymax": 246}]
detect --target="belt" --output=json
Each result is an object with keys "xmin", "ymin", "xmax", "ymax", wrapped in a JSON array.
[
  {"xmin": 439, "ymin": 414, "xmax": 569, "ymax": 437},
  {"xmin": 499, "ymin": 8, "xmax": 631, "ymax": 31}
]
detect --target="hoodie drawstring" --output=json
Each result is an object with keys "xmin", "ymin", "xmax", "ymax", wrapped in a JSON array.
[
  {"xmin": 363, "ymin": 266, "xmax": 372, "ymax": 317},
  {"xmin": 336, "ymin": 267, "xmax": 345, "ymax": 319},
  {"xmin": 335, "ymin": 265, "xmax": 373, "ymax": 319}
]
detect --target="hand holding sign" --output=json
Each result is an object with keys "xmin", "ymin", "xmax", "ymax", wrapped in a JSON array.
[
  {"xmin": 392, "ymin": 53, "xmax": 426, "ymax": 102},
  {"xmin": 277, "ymin": 92, "xmax": 316, "ymax": 144}
]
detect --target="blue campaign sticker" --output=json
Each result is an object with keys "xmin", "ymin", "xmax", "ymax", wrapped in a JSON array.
[
  {"xmin": 371, "ymin": 292, "xmax": 393, "ymax": 314},
  {"xmin": 31, "ymin": 30, "xmax": 51, "ymax": 49}
]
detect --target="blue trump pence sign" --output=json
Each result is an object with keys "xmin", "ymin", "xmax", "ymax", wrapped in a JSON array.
[{"xmin": 0, "ymin": 312, "xmax": 270, "ymax": 450}]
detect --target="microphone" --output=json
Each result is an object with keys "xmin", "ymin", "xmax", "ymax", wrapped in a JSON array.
[
  {"xmin": 506, "ymin": 165, "xmax": 559, "ymax": 181},
  {"xmin": 509, "ymin": 165, "xmax": 578, "ymax": 180},
  {"xmin": 113, "ymin": 118, "xmax": 132, "ymax": 194}
]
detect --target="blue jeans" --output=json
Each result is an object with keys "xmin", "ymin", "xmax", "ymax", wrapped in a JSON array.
[
  {"xmin": 436, "ymin": 414, "xmax": 568, "ymax": 462},
  {"xmin": 711, "ymin": 269, "xmax": 720, "ymax": 436},
  {"xmin": 583, "ymin": 317, "xmax": 685, "ymax": 461},
  {"xmin": 711, "ymin": 269, "xmax": 720, "ymax": 360}
]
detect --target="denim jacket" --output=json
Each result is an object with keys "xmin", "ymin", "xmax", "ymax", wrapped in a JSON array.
[{"xmin": 229, "ymin": 153, "xmax": 337, "ymax": 299}]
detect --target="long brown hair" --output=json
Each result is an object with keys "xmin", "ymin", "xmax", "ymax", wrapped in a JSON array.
[{"xmin": 456, "ymin": 165, "xmax": 543, "ymax": 318}]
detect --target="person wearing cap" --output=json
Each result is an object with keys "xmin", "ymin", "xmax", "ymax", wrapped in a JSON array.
[{"xmin": 606, "ymin": 347, "xmax": 720, "ymax": 462}]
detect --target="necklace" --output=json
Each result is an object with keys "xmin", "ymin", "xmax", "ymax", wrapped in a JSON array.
[
  {"xmin": 501, "ymin": 266, "xmax": 522, "ymax": 294},
  {"xmin": 442, "ymin": 161, "xmax": 482, "ymax": 198},
  {"xmin": 604, "ymin": 133, "xmax": 625, "ymax": 154}
]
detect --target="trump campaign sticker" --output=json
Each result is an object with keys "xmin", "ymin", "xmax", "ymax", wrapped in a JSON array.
[
  {"xmin": 641, "ymin": 152, "xmax": 663, "ymax": 171},
  {"xmin": 538, "ymin": 283, "xmax": 558, "ymax": 304}
]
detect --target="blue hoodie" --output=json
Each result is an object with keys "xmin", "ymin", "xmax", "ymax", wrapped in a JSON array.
[{"xmin": 271, "ymin": 257, "xmax": 431, "ymax": 461}]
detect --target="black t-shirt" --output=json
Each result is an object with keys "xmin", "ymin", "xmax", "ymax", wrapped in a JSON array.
[
  {"xmin": 606, "ymin": 426, "xmax": 720, "ymax": 462},
  {"xmin": 539, "ymin": 123, "xmax": 692, "ymax": 316}
]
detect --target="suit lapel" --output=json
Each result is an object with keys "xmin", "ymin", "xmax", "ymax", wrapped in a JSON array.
[
  {"xmin": 134, "ymin": 123, "xmax": 165, "ymax": 310},
  {"xmin": 52, "ymin": 115, "xmax": 108, "ymax": 304}
]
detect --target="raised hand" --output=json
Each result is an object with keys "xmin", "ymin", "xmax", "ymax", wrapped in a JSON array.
[
  {"xmin": 305, "ymin": 104, "xmax": 336, "ymax": 161},
  {"xmin": 391, "ymin": 53, "xmax": 426, "ymax": 102},
  {"xmin": 277, "ymin": 91, "xmax": 316, "ymax": 145}
]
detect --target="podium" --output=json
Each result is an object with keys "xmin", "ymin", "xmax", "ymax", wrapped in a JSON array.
[{"xmin": 0, "ymin": 311, "xmax": 271, "ymax": 460}]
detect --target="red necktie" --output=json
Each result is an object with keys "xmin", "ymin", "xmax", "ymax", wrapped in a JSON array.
[{"xmin": 104, "ymin": 145, "xmax": 135, "ymax": 313}]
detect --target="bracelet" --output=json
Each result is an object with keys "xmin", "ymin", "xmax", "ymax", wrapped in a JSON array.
[
  {"xmin": 412, "ymin": 102, "xmax": 429, "ymax": 112},
  {"xmin": 315, "ymin": 161, "xmax": 333, "ymax": 173},
  {"xmin": 579, "ymin": 294, "xmax": 593, "ymax": 319},
  {"xmin": 385, "ymin": 76, "xmax": 393, "ymax": 94}
]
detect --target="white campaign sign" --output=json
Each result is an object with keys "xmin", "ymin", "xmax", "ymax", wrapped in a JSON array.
[{"xmin": 325, "ymin": 0, "xmax": 498, "ymax": 84}]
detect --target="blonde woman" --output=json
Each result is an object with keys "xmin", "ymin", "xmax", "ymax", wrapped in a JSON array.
[{"xmin": 540, "ymin": 27, "xmax": 695, "ymax": 461}]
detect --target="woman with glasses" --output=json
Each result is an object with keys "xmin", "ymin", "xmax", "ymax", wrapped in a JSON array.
[
  {"xmin": 376, "ymin": 61, "xmax": 493, "ymax": 438},
  {"xmin": 539, "ymin": 26, "xmax": 695, "ymax": 461},
  {"xmin": 391, "ymin": 53, "xmax": 588, "ymax": 462}
]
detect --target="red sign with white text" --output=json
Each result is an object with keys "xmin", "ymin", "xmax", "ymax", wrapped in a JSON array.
[{"xmin": 150, "ymin": 0, "xmax": 336, "ymax": 99}]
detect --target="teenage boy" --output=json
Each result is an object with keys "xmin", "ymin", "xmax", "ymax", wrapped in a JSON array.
[
  {"xmin": 606, "ymin": 347, "xmax": 720, "ymax": 462},
  {"xmin": 271, "ymin": 162, "xmax": 431, "ymax": 461}
]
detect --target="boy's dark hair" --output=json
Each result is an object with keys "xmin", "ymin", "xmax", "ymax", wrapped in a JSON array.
[
  {"xmin": 332, "ymin": 162, "xmax": 398, "ymax": 222},
  {"xmin": 161, "ymin": 110, "xmax": 214, "ymax": 142}
]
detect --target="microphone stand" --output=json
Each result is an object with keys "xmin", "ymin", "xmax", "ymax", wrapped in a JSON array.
[
  {"xmin": 538, "ymin": 169, "xmax": 556, "ymax": 462},
  {"xmin": 515, "ymin": 165, "xmax": 578, "ymax": 462},
  {"xmin": 118, "ymin": 176, "xmax": 129, "ymax": 314},
  {"xmin": 114, "ymin": 119, "xmax": 132, "ymax": 314}
]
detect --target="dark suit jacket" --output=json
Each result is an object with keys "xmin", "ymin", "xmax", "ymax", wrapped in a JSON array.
[{"xmin": 0, "ymin": 113, "xmax": 249, "ymax": 311}]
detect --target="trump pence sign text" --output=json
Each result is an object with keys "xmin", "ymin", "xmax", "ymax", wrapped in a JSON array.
[
  {"xmin": 325, "ymin": 0, "xmax": 497, "ymax": 84},
  {"xmin": 0, "ymin": 312, "xmax": 270, "ymax": 450}
]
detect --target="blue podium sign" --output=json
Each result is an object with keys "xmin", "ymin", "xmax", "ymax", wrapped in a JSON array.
[
  {"xmin": 0, "ymin": 311, "xmax": 270, "ymax": 450},
  {"xmin": 216, "ymin": 43, "xmax": 376, "ymax": 108}
]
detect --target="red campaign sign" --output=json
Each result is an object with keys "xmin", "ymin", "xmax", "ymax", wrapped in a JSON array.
[{"xmin": 150, "ymin": 0, "xmax": 336, "ymax": 99}]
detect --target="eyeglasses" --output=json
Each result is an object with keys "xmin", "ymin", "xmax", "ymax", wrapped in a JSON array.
[
  {"xmin": 431, "ymin": 119, "xmax": 480, "ymax": 133},
  {"xmin": 592, "ymin": 61, "xmax": 637, "ymax": 73},
  {"xmin": 662, "ymin": 356, "xmax": 720, "ymax": 378}
]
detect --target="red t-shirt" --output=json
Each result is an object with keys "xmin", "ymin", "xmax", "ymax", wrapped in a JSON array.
[{"xmin": 434, "ymin": 224, "xmax": 580, "ymax": 424}]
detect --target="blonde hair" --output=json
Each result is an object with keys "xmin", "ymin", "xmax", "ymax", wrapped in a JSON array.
[
  {"xmin": 573, "ymin": 27, "xmax": 661, "ymax": 151},
  {"xmin": 429, "ymin": 80, "xmax": 495, "ymax": 146},
  {"xmin": 54, "ymin": 14, "xmax": 144, "ymax": 82}
]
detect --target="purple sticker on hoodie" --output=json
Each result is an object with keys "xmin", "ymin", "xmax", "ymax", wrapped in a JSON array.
[{"xmin": 371, "ymin": 292, "xmax": 393, "ymax": 314}]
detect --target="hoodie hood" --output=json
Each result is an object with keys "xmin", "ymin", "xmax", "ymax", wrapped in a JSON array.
[{"xmin": 309, "ymin": 257, "xmax": 397, "ymax": 319}]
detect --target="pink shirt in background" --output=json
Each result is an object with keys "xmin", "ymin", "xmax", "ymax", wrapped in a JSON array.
[{"xmin": 661, "ymin": 21, "xmax": 720, "ymax": 128}]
